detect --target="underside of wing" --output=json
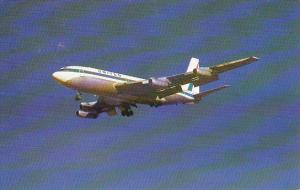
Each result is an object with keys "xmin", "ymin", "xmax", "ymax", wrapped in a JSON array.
[
  {"xmin": 192, "ymin": 56, "xmax": 259, "ymax": 86},
  {"xmin": 210, "ymin": 56, "xmax": 259, "ymax": 73},
  {"xmin": 165, "ymin": 71, "xmax": 199, "ymax": 86},
  {"xmin": 115, "ymin": 79, "xmax": 184, "ymax": 100},
  {"xmin": 114, "ymin": 67, "xmax": 203, "ymax": 100},
  {"xmin": 114, "ymin": 56, "xmax": 259, "ymax": 100},
  {"xmin": 114, "ymin": 81, "xmax": 156, "ymax": 98}
]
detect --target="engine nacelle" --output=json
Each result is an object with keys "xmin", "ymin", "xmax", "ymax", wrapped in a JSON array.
[
  {"xmin": 149, "ymin": 77, "xmax": 170, "ymax": 88},
  {"xmin": 80, "ymin": 101, "xmax": 97, "ymax": 111},
  {"xmin": 76, "ymin": 110, "xmax": 98, "ymax": 119}
]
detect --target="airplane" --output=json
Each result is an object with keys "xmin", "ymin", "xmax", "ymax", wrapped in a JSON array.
[{"xmin": 52, "ymin": 56, "xmax": 259, "ymax": 118}]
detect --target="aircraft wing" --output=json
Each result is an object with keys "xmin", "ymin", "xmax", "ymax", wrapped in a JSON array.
[
  {"xmin": 164, "ymin": 56, "xmax": 259, "ymax": 86},
  {"xmin": 192, "ymin": 56, "xmax": 259, "ymax": 86},
  {"xmin": 115, "ymin": 79, "xmax": 184, "ymax": 99},
  {"xmin": 210, "ymin": 56, "xmax": 259, "ymax": 73},
  {"xmin": 164, "ymin": 71, "xmax": 200, "ymax": 86},
  {"xmin": 115, "ymin": 67, "xmax": 203, "ymax": 99},
  {"xmin": 115, "ymin": 56, "xmax": 259, "ymax": 100}
]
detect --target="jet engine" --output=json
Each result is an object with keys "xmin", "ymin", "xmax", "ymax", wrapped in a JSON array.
[
  {"xmin": 148, "ymin": 77, "xmax": 170, "ymax": 88},
  {"xmin": 79, "ymin": 101, "xmax": 97, "ymax": 111},
  {"xmin": 76, "ymin": 110, "xmax": 98, "ymax": 119}
]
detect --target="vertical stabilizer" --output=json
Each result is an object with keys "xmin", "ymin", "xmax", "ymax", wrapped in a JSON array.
[{"xmin": 181, "ymin": 57, "xmax": 200, "ymax": 95}]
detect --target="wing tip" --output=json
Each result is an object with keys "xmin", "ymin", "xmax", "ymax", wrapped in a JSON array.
[{"xmin": 250, "ymin": 56, "xmax": 260, "ymax": 61}]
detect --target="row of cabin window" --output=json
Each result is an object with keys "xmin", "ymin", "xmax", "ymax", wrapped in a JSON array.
[{"xmin": 59, "ymin": 68, "xmax": 132, "ymax": 82}]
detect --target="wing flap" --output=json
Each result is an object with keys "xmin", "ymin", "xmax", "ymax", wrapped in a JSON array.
[
  {"xmin": 115, "ymin": 81, "xmax": 157, "ymax": 98},
  {"xmin": 115, "ymin": 81, "xmax": 183, "ymax": 99}
]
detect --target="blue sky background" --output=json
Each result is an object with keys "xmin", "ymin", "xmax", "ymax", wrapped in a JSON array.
[{"xmin": 1, "ymin": 1, "xmax": 300, "ymax": 189}]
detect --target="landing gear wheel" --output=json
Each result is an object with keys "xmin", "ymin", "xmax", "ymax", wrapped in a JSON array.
[
  {"xmin": 128, "ymin": 110, "xmax": 133, "ymax": 116},
  {"xmin": 121, "ymin": 110, "xmax": 134, "ymax": 117},
  {"xmin": 120, "ymin": 104, "xmax": 135, "ymax": 117}
]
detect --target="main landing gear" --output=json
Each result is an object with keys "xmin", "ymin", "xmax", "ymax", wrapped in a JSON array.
[
  {"xmin": 121, "ymin": 109, "xmax": 134, "ymax": 117},
  {"xmin": 150, "ymin": 102, "xmax": 161, "ymax": 107},
  {"xmin": 120, "ymin": 105, "xmax": 134, "ymax": 117}
]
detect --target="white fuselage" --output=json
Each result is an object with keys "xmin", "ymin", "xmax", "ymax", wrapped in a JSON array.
[{"xmin": 52, "ymin": 66, "xmax": 195, "ymax": 106}]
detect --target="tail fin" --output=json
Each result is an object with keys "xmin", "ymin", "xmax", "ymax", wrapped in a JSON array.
[{"xmin": 181, "ymin": 57, "xmax": 200, "ymax": 95}]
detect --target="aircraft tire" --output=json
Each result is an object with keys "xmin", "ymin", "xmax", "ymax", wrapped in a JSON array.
[
  {"xmin": 128, "ymin": 110, "xmax": 133, "ymax": 116},
  {"xmin": 121, "ymin": 110, "xmax": 133, "ymax": 117}
]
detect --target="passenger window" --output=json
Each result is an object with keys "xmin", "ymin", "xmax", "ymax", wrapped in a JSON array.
[{"xmin": 78, "ymin": 69, "xmax": 84, "ymax": 76}]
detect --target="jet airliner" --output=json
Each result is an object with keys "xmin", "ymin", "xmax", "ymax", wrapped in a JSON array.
[{"xmin": 52, "ymin": 56, "xmax": 259, "ymax": 118}]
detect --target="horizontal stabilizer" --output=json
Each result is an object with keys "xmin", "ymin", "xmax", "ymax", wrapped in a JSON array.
[
  {"xmin": 210, "ymin": 56, "xmax": 259, "ymax": 73},
  {"xmin": 193, "ymin": 85, "xmax": 230, "ymax": 100}
]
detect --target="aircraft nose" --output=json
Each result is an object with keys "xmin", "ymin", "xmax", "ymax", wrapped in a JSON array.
[
  {"xmin": 52, "ymin": 71, "xmax": 66, "ymax": 83},
  {"xmin": 52, "ymin": 71, "xmax": 60, "ymax": 81}
]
